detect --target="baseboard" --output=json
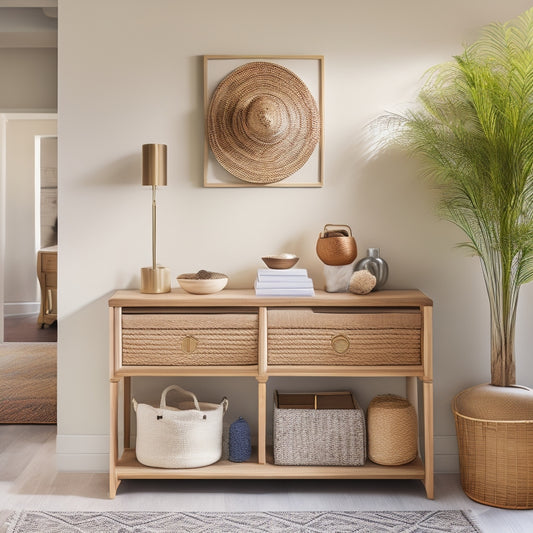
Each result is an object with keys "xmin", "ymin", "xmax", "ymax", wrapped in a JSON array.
[
  {"xmin": 434, "ymin": 435, "xmax": 459, "ymax": 474},
  {"xmin": 56, "ymin": 453, "xmax": 109, "ymax": 472},
  {"xmin": 55, "ymin": 434, "xmax": 108, "ymax": 472},
  {"xmin": 56, "ymin": 433, "xmax": 461, "ymax": 474},
  {"xmin": 435, "ymin": 454, "xmax": 460, "ymax": 473},
  {"xmin": 4, "ymin": 302, "xmax": 40, "ymax": 317}
]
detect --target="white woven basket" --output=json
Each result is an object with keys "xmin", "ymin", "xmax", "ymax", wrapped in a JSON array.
[{"xmin": 133, "ymin": 385, "xmax": 228, "ymax": 468}]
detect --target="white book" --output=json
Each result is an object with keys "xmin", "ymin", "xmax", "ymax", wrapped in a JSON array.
[
  {"xmin": 257, "ymin": 268, "xmax": 309, "ymax": 280},
  {"xmin": 254, "ymin": 279, "xmax": 314, "ymax": 289},
  {"xmin": 255, "ymin": 287, "xmax": 315, "ymax": 297}
]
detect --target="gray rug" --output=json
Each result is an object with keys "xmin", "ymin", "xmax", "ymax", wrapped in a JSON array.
[{"xmin": 5, "ymin": 510, "xmax": 481, "ymax": 532}]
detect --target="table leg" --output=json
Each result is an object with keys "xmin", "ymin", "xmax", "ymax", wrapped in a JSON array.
[
  {"xmin": 109, "ymin": 379, "xmax": 121, "ymax": 498},
  {"xmin": 422, "ymin": 380, "xmax": 434, "ymax": 498},
  {"xmin": 123, "ymin": 377, "xmax": 131, "ymax": 449},
  {"xmin": 257, "ymin": 378, "xmax": 267, "ymax": 464}
]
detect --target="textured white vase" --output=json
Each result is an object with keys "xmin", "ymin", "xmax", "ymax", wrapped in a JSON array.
[{"xmin": 323, "ymin": 262, "xmax": 356, "ymax": 292}]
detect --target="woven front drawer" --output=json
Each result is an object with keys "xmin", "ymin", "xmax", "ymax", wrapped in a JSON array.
[
  {"xmin": 267, "ymin": 308, "xmax": 421, "ymax": 366},
  {"xmin": 122, "ymin": 312, "xmax": 258, "ymax": 366}
]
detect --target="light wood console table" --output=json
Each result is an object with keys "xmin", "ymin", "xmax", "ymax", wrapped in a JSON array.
[{"xmin": 108, "ymin": 289, "xmax": 433, "ymax": 499}]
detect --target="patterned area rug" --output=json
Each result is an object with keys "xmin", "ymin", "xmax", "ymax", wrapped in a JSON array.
[
  {"xmin": 0, "ymin": 343, "xmax": 56, "ymax": 423},
  {"xmin": 5, "ymin": 510, "xmax": 481, "ymax": 532}
]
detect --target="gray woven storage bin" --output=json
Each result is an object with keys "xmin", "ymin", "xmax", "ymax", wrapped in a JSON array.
[{"xmin": 273, "ymin": 392, "xmax": 366, "ymax": 466}]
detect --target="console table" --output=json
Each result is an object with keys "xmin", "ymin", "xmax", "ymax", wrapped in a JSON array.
[{"xmin": 108, "ymin": 289, "xmax": 433, "ymax": 499}]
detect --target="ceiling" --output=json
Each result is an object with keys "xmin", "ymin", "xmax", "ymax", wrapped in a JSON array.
[{"xmin": 0, "ymin": 1, "xmax": 57, "ymax": 48}]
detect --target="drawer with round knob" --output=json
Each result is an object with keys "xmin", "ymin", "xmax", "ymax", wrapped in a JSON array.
[
  {"xmin": 267, "ymin": 307, "xmax": 422, "ymax": 366},
  {"xmin": 121, "ymin": 310, "xmax": 258, "ymax": 366}
]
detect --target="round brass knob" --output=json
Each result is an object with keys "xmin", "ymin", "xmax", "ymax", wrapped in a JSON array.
[
  {"xmin": 181, "ymin": 335, "xmax": 198, "ymax": 353},
  {"xmin": 331, "ymin": 334, "xmax": 350, "ymax": 354}
]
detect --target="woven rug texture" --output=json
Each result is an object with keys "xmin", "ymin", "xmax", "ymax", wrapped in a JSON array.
[
  {"xmin": 0, "ymin": 342, "xmax": 56, "ymax": 424},
  {"xmin": 4, "ymin": 510, "xmax": 481, "ymax": 533}
]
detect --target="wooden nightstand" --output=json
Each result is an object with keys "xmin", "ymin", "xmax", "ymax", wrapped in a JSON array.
[{"xmin": 37, "ymin": 245, "xmax": 57, "ymax": 327}]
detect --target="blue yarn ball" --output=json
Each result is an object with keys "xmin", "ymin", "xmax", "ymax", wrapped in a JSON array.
[{"xmin": 229, "ymin": 417, "xmax": 251, "ymax": 462}]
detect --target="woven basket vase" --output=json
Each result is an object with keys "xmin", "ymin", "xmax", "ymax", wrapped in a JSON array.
[
  {"xmin": 316, "ymin": 225, "xmax": 357, "ymax": 266},
  {"xmin": 453, "ymin": 384, "xmax": 533, "ymax": 510},
  {"xmin": 367, "ymin": 394, "xmax": 418, "ymax": 466}
]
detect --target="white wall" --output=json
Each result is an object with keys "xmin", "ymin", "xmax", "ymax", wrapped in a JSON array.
[
  {"xmin": 3, "ymin": 118, "xmax": 57, "ymax": 315},
  {"xmin": 58, "ymin": 0, "xmax": 533, "ymax": 473}
]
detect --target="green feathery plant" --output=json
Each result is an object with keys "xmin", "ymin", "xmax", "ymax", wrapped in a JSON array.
[{"xmin": 379, "ymin": 8, "xmax": 533, "ymax": 386}]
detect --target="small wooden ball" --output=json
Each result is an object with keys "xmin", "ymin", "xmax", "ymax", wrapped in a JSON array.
[{"xmin": 349, "ymin": 269, "xmax": 376, "ymax": 294}]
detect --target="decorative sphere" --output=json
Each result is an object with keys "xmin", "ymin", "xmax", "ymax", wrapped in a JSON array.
[{"xmin": 349, "ymin": 270, "xmax": 376, "ymax": 295}]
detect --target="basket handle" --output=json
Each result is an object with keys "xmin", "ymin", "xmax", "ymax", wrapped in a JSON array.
[
  {"xmin": 160, "ymin": 384, "xmax": 200, "ymax": 411},
  {"xmin": 322, "ymin": 224, "xmax": 352, "ymax": 237},
  {"xmin": 221, "ymin": 397, "xmax": 229, "ymax": 414}
]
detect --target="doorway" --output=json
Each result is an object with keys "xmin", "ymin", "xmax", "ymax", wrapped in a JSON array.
[
  {"xmin": 0, "ymin": 114, "xmax": 57, "ymax": 343},
  {"xmin": 0, "ymin": 114, "xmax": 57, "ymax": 424}
]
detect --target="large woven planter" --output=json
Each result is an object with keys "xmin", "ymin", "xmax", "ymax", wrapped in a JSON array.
[{"xmin": 452, "ymin": 384, "xmax": 533, "ymax": 509}]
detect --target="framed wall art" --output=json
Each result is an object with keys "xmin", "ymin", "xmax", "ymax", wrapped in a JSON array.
[{"xmin": 203, "ymin": 55, "xmax": 324, "ymax": 188}]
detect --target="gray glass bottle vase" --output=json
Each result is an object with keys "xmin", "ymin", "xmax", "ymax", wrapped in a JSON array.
[{"xmin": 354, "ymin": 248, "xmax": 388, "ymax": 290}]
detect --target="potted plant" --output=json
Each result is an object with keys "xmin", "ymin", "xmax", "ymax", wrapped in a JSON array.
[{"xmin": 376, "ymin": 9, "xmax": 533, "ymax": 508}]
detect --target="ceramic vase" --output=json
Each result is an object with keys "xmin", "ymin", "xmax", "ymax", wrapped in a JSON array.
[{"xmin": 354, "ymin": 248, "xmax": 388, "ymax": 290}]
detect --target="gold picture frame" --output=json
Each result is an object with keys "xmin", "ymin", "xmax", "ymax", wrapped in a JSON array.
[{"xmin": 203, "ymin": 55, "xmax": 324, "ymax": 188}]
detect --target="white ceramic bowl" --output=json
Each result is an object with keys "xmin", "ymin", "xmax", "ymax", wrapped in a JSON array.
[{"xmin": 177, "ymin": 275, "xmax": 228, "ymax": 294}]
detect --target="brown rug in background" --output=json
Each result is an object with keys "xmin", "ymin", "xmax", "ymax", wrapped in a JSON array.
[{"xmin": 0, "ymin": 343, "xmax": 56, "ymax": 424}]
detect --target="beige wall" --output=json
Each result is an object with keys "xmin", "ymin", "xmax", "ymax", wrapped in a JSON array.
[
  {"xmin": 57, "ymin": 0, "xmax": 533, "ymax": 472},
  {"xmin": 0, "ymin": 48, "xmax": 57, "ymax": 112}
]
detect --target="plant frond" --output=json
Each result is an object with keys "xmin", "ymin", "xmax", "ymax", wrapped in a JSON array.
[{"xmin": 372, "ymin": 8, "xmax": 533, "ymax": 383}]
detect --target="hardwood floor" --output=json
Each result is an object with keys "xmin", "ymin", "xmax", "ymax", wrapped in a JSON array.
[
  {"xmin": 0, "ymin": 426, "xmax": 532, "ymax": 532},
  {"xmin": 3, "ymin": 314, "xmax": 57, "ymax": 343}
]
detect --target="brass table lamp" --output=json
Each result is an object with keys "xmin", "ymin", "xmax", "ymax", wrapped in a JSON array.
[{"xmin": 140, "ymin": 143, "xmax": 171, "ymax": 293}]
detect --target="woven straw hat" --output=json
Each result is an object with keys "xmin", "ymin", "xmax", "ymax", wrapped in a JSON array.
[{"xmin": 207, "ymin": 62, "xmax": 320, "ymax": 184}]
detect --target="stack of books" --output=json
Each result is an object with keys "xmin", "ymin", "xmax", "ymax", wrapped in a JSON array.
[{"xmin": 254, "ymin": 268, "xmax": 315, "ymax": 297}]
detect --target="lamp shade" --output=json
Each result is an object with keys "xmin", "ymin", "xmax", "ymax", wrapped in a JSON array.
[{"xmin": 142, "ymin": 143, "xmax": 167, "ymax": 186}]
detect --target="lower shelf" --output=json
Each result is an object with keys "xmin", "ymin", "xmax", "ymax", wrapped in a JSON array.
[{"xmin": 116, "ymin": 448, "xmax": 425, "ymax": 480}]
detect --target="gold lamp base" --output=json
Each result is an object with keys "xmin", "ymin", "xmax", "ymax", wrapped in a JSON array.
[{"xmin": 140, "ymin": 266, "xmax": 171, "ymax": 294}]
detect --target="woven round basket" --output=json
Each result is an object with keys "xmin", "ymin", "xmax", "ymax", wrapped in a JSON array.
[
  {"xmin": 316, "ymin": 224, "xmax": 358, "ymax": 266},
  {"xmin": 207, "ymin": 61, "xmax": 320, "ymax": 184},
  {"xmin": 453, "ymin": 384, "xmax": 533, "ymax": 509},
  {"xmin": 367, "ymin": 394, "xmax": 418, "ymax": 466}
]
